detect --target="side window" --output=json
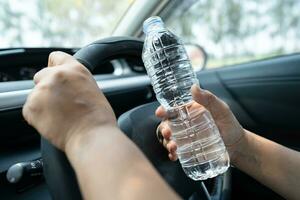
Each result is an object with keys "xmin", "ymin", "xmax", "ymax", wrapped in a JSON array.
[{"xmin": 165, "ymin": 0, "xmax": 300, "ymax": 69}]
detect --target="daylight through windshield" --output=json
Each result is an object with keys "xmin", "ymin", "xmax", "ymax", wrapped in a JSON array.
[{"xmin": 0, "ymin": 0, "xmax": 134, "ymax": 48}]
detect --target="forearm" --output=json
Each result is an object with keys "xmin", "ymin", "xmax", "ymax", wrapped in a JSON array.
[
  {"xmin": 232, "ymin": 130, "xmax": 300, "ymax": 200},
  {"xmin": 65, "ymin": 125, "xmax": 179, "ymax": 200}
]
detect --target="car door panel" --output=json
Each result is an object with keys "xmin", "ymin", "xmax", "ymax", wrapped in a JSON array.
[
  {"xmin": 219, "ymin": 54, "xmax": 300, "ymax": 130},
  {"xmin": 198, "ymin": 54, "xmax": 300, "ymax": 143}
]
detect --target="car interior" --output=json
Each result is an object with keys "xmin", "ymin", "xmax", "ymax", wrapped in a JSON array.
[{"xmin": 1, "ymin": 0, "xmax": 299, "ymax": 200}]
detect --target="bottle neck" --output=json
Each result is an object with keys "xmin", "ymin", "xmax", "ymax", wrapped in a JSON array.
[
  {"xmin": 143, "ymin": 16, "xmax": 165, "ymax": 34},
  {"xmin": 144, "ymin": 24, "xmax": 165, "ymax": 34}
]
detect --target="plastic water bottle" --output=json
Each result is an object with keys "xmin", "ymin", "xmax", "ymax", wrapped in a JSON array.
[{"xmin": 142, "ymin": 16, "xmax": 229, "ymax": 180}]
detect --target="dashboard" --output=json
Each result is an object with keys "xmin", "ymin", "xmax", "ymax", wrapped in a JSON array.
[
  {"xmin": 0, "ymin": 48, "xmax": 146, "ymax": 82},
  {"xmin": 0, "ymin": 66, "xmax": 42, "ymax": 82}
]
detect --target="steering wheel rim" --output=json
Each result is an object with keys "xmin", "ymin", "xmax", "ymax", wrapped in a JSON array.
[{"xmin": 41, "ymin": 36, "xmax": 229, "ymax": 200}]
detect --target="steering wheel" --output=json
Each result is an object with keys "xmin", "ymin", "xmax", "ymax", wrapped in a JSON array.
[{"xmin": 41, "ymin": 37, "xmax": 231, "ymax": 200}]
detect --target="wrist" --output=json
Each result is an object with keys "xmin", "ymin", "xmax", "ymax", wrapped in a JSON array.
[
  {"xmin": 227, "ymin": 129, "xmax": 250, "ymax": 166},
  {"xmin": 65, "ymin": 124, "xmax": 120, "ymax": 163}
]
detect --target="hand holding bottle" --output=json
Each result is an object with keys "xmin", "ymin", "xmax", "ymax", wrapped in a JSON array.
[{"xmin": 156, "ymin": 85, "xmax": 245, "ymax": 164}]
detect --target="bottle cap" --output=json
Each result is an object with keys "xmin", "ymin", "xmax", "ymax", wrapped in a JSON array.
[{"xmin": 143, "ymin": 16, "xmax": 164, "ymax": 34}]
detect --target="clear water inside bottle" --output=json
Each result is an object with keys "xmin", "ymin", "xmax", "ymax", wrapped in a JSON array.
[
  {"xmin": 168, "ymin": 102, "xmax": 229, "ymax": 180},
  {"xmin": 142, "ymin": 16, "xmax": 229, "ymax": 180},
  {"xmin": 142, "ymin": 18, "xmax": 198, "ymax": 110}
]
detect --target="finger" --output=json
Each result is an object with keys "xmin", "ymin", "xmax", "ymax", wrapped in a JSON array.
[
  {"xmin": 163, "ymin": 138, "xmax": 170, "ymax": 149},
  {"xmin": 191, "ymin": 84, "xmax": 211, "ymax": 107},
  {"xmin": 33, "ymin": 67, "xmax": 53, "ymax": 84},
  {"xmin": 168, "ymin": 152, "xmax": 178, "ymax": 161},
  {"xmin": 159, "ymin": 122, "xmax": 172, "ymax": 140},
  {"xmin": 161, "ymin": 127, "xmax": 171, "ymax": 140},
  {"xmin": 22, "ymin": 105, "xmax": 32, "ymax": 126},
  {"xmin": 22, "ymin": 99, "xmax": 32, "ymax": 125},
  {"xmin": 48, "ymin": 51, "xmax": 74, "ymax": 67},
  {"xmin": 22, "ymin": 89, "xmax": 42, "ymax": 125},
  {"xmin": 155, "ymin": 106, "xmax": 167, "ymax": 118},
  {"xmin": 166, "ymin": 140, "xmax": 177, "ymax": 152},
  {"xmin": 191, "ymin": 84, "xmax": 228, "ymax": 116}
]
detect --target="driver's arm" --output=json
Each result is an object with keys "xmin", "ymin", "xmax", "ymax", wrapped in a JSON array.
[
  {"xmin": 233, "ymin": 130, "xmax": 300, "ymax": 200},
  {"xmin": 157, "ymin": 86, "xmax": 300, "ymax": 200},
  {"xmin": 22, "ymin": 52, "xmax": 180, "ymax": 200},
  {"xmin": 66, "ymin": 121, "xmax": 179, "ymax": 200}
]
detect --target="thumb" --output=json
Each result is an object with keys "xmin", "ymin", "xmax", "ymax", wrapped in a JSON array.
[
  {"xmin": 191, "ymin": 84, "xmax": 211, "ymax": 107},
  {"xmin": 48, "ymin": 51, "xmax": 75, "ymax": 67},
  {"xmin": 191, "ymin": 84, "xmax": 230, "ymax": 118}
]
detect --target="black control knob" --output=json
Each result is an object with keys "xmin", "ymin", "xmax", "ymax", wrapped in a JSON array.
[{"xmin": 6, "ymin": 159, "xmax": 43, "ymax": 184}]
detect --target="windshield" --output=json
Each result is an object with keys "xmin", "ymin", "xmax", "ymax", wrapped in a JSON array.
[
  {"xmin": 0, "ymin": 0, "xmax": 134, "ymax": 48},
  {"xmin": 165, "ymin": 0, "xmax": 300, "ymax": 68}
]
